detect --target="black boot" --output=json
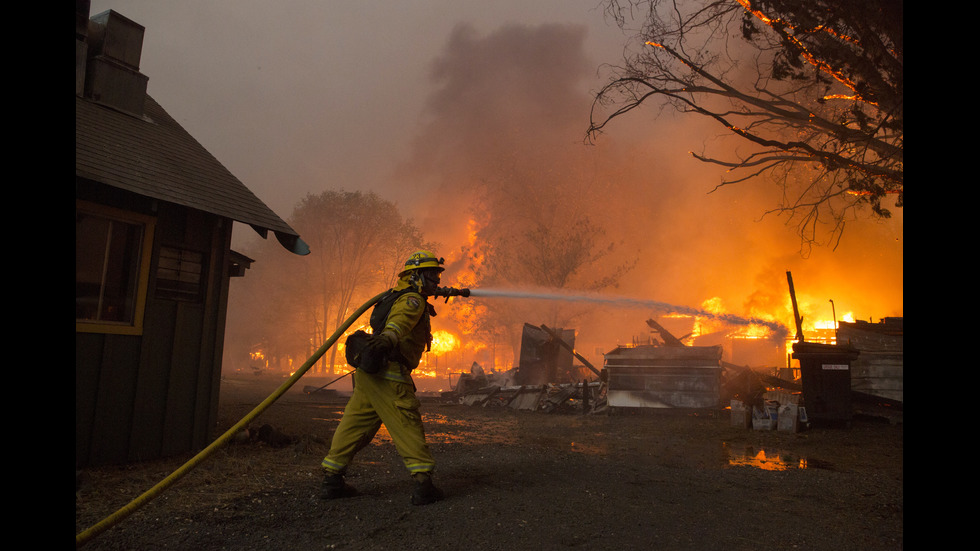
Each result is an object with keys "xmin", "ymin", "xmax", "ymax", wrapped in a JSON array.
[
  {"xmin": 321, "ymin": 473, "xmax": 357, "ymax": 499},
  {"xmin": 411, "ymin": 472, "xmax": 444, "ymax": 505}
]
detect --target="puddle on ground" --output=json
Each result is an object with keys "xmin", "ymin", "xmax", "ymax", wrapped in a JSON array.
[
  {"xmin": 304, "ymin": 407, "xmax": 834, "ymax": 471},
  {"xmin": 723, "ymin": 443, "xmax": 835, "ymax": 471}
]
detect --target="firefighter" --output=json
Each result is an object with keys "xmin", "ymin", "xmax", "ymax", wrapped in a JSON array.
[{"xmin": 321, "ymin": 250, "xmax": 447, "ymax": 505}]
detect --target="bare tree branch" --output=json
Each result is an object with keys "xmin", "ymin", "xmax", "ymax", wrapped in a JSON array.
[{"xmin": 588, "ymin": 0, "xmax": 903, "ymax": 248}]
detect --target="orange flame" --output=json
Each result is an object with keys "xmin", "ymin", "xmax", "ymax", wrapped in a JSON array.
[{"xmin": 429, "ymin": 330, "xmax": 459, "ymax": 356}]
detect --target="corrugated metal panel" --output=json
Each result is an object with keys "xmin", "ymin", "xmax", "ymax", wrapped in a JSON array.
[{"xmin": 604, "ymin": 345, "xmax": 722, "ymax": 408}]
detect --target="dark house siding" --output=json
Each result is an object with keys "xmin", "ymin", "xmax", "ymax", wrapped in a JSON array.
[
  {"xmin": 76, "ymin": 5, "xmax": 305, "ymax": 468},
  {"xmin": 76, "ymin": 185, "xmax": 233, "ymax": 466}
]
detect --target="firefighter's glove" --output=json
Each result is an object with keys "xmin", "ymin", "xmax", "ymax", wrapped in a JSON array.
[
  {"xmin": 359, "ymin": 335, "xmax": 393, "ymax": 375},
  {"xmin": 365, "ymin": 335, "xmax": 393, "ymax": 354}
]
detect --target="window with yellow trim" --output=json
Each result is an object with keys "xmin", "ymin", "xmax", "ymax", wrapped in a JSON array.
[{"xmin": 76, "ymin": 201, "xmax": 154, "ymax": 334}]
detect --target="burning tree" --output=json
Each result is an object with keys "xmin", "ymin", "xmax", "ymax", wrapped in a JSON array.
[
  {"xmin": 396, "ymin": 23, "xmax": 641, "ymax": 370},
  {"xmin": 589, "ymin": 0, "xmax": 903, "ymax": 250},
  {"xmin": 450, "ymin": 173, "xmax": 636, "ymax": 366}
]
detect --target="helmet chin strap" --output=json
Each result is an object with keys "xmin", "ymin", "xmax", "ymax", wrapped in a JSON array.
[
  {"xmin": 411, "ymin": 270, "xmax": 440, "ymax": 296},
  {"xmin": 409, "ymin": 271, "xmax": 427, "ymax": 293}
]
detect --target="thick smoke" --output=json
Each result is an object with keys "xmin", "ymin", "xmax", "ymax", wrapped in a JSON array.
[
  {"xmin": 391, "ymin": 22, "xmax": 902, "ymax": 367},
  {"xmin": 393, "ymin": 23, "xmax": 601, "ymax": 243}
]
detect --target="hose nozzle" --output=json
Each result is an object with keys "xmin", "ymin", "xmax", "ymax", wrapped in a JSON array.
[{"xmin": 432, "ymin": 286, "xmax": 471, "ymax": 302}]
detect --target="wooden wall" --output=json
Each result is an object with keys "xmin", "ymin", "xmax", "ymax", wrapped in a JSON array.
[
  {"xmin": 838, "ymin": 319, "xmax": 903, "ymax": 403},
  {"xmin": 76, "ymin": 199, "xmax": 233, "ymax": 467}
]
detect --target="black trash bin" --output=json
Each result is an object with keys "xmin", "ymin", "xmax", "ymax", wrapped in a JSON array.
[{"xmin": 792, "ymin": 342, "xmax": 859, "ymax": 426}]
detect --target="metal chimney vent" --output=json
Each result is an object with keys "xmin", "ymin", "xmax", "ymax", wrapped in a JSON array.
[{"xmin": 83, "ymin": 10, "xmax": 149, "ymax": 116}]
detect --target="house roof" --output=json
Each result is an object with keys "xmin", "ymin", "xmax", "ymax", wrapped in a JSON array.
[{"xmin": 75, "ymin": 94, "xmax": 309, "ymax": 255}]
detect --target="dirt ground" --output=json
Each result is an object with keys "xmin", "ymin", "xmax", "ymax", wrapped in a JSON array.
[{"xmin": 76, "ymin": 374, "xmax": 903, "ymax": 550}]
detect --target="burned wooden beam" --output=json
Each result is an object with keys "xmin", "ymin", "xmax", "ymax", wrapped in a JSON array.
[
  {"xmin": 786, "ymin": 271, "xmax": 805, "ymax": 343},
  {"xmin": 539, "ymin": 324, "xmax": 602, "ymax": 377},
  {"xmin": 645, "ymin": 318, "xmax": 687, "ymax": 346},
  {"xmin": 518, "ymin": 324, "xmax": 574, "ymax": 385},
  {"xmin": 459, "ymin": 385, "xmax": 501, "ymax": 406}
]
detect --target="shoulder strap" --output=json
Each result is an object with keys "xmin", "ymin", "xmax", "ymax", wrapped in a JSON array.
[{"xmin": 369, "ymin": 287, "xmax": 417, "ymax": 333}]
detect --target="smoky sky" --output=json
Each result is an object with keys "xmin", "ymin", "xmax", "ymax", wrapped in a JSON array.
[
  {"xmin": 84, "ymin": 1, "xmax": 902, "ymax": 347},
  {"xmin": 392, "ymin": 20, "xmax": 903, "ymax": 341},
  {"xmin": 394, "ymin": 23, "xmax": 603, "ymax": 242},
  {"xmin": 421, "ymin": 22, "xmax": 593, "ymax": 154}
]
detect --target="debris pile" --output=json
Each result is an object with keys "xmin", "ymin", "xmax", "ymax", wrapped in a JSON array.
[
  {"xmin": 730, "ymin": 393, "xmax": 807, "ymax": 433},
  {"xmin": 443, "ymin": 324, "xmax": 605, "ymax": 414},
  {"xmin": 444, "ymin": 381, "xmax": 604, "ymax": 414}
]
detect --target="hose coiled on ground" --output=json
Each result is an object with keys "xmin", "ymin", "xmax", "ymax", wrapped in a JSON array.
[{"xmin": 75, "ymin": 291, "xmax": 388, "ymax": 548}]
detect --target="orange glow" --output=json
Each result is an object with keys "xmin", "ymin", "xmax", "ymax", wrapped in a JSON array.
[
  {"xmin": 429, "ymin": 329, "xmax": 459, "ymax": 356},
  {"xmin": 413, "ymin": 366, "xmax": 438, "ymax": 379},
  {"xmin": 738, "ymin": 323, "xmax": 775, "ymax": 340},
  {"xmin": 659, "ymin": 293, "xmax": 871, "ymax": 371},
  {"xmin": 662, "ymin": 296, "xmax": 787, "ymax": 344},
  {"xmin": 812, "ymin": 312, "xmax": 852, "ymax": 331},
  {"xmin": 727, "ymin": 447, "xmax": 805, "ymax": 471},
  {"xmin": 847, "ymin": 189, "xmax": 902, "ymax": 196},
  {"xmin": 734, "ymin": 0, "xmax": 874, "ymax": 106},
  {"xmin": 443, "ymin": 217, "xmax": 492, "ymax": 341},
  {"xmin": 457, "ymin": 218, "xmax": 484, "ymax": 289}
]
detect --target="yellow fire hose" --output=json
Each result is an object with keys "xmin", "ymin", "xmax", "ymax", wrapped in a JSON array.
[{"xmin": 75, "ymin": 291, "xmax": 388, "ymax": 548}]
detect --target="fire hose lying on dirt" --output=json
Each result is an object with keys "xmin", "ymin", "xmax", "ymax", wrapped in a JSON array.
[{"xmin": 75, "ymin": 287, "xmax": 471, "ymax": 548}]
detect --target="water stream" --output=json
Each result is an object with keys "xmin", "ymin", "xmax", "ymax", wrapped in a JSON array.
[{"xmin": 468, "ymin": 287, "xmax": 790, "ymax": 338}]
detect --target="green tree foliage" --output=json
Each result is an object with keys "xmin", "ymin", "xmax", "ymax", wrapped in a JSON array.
[{"xmin": 590, "ymin": 0, "xmax": 903, "ymax": 249}]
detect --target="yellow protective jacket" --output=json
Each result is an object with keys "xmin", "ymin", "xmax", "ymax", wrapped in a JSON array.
[{"xmin": 374, "ymin": 277, "xmax": 434, "ymax": 382}]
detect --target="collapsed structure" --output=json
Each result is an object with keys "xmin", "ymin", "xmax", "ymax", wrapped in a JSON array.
[
  {"xmin": 602, "ymin": 341, "xmax": 722, "ymax": 409},
  {"xmin": 446, "ymin": 311, "xmax": 903, "ymax": 427},
  {"xmin": 445, "ymin": 319, "xmax": 727, "ymax": 414}
]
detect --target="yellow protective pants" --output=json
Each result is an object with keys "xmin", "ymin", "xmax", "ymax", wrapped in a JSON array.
[{"xmin": 321, "ymin": 369, "xmax": 436, "ymax": 476}]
